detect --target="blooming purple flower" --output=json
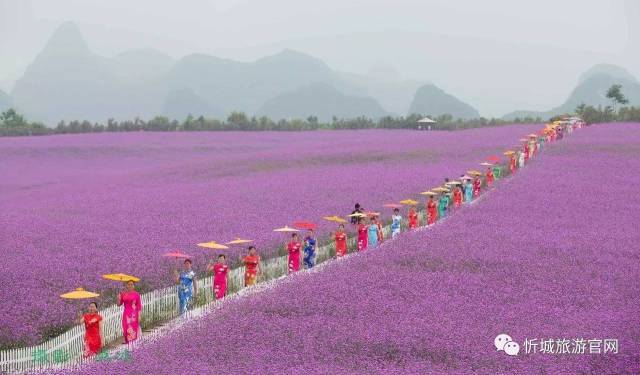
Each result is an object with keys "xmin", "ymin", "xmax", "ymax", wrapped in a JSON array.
[{"xmin": 51, "ymin": 123, "xmax": 640, "ymax": 374}]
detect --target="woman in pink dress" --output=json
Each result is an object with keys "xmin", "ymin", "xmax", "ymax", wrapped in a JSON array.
[
  {"xmin": 287, "ymin": 233, "xmax": 302, "ymax": 273},
  {"xmin": 117, "ymin": 280, "xmax": 142, "ymax": 344},
  {"xmin": 473, "ymin": 176, "xmax": 481, "ymax": 197},
  {"xmin": 208, "ymin": 254, "xmax": 229, "ymax": 300},
  {"xmin": 357, "ymin": 218, "xmax": 368, "ymax": 251}
]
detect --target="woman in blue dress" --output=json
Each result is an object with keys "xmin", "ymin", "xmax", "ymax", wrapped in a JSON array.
[
  {"xmin": 464, "ymin": 178, "xmax": 473, "ymax": 203},
  {"xmin": 174, "ymin": 259, "xmax": 197, "ymax": 315},
  {"xmin": 303, "ymin": 229, "xmax": 317, "ymax": 269},
  {"xmin": 391, "ymin": 208, "xmax": 402, "ymax": 238},
  {"xmin": 367, "ymin": 218, "xmax": 380, "ymax": 248}
]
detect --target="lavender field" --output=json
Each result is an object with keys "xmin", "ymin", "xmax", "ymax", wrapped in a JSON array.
[
  {"xmin": 0, "ymin": 126, "xmax": 541, "ymax": 346},
  {"xmin": 69, "ymin": 123, "xmax": 639, "ymax": 374}
]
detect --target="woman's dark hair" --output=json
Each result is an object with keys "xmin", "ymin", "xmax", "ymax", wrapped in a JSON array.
[
  {"xmin": 89, "ymin": 301, "xmax": 98, "ymax": 309},
  {"xmin": 355, "ymin": 203, "xmax": 360, "ymax": 209},
  {"xmin": 248, "ymin": 246, "xmax": 256, "ymax": 251},
  {"xmin": 184, "ymin": 258, "xmax": 192, "ymax": 265},
  {"xmin": 291, "ymin": 233, "xmax": 298, "ymax": 238},
  {"xmin": 393, "ymin": 208, "xmax": 399, "ymax": 213},
  {"xmin": 339, "ymin": 223, "xmax": 345, "ymax": 228},
  {"xmin": 218, "ymin": 254, "xmax": 226, "ymax": 259}
]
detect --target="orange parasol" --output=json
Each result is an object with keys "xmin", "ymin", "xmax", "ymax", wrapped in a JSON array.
[
  {"xmin": 102, "ymin": 273, "xmax": 140, "ymax": 282},
  {"xmin": 60, "ymin": 287, "xmax": 100, "ymax": 299},
  {"xmin": 225, "ymin": 238, "xmax": 253, "ymax": 245},
  {"xmin": 197, "ymin": 241, "xmax": 229, "ymax": 250}
]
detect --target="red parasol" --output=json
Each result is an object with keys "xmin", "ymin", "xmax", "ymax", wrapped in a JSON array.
[
  {"xmin": 293, "ymin": 221, "xmax": 318, "ymax": 230},
  {"xmin": 487, "ymin": 155, "xmax": 500, "ymax": 163},
  {"xmin": 163, "ymin": 251, "xmax": 191, "ymax": 259}
]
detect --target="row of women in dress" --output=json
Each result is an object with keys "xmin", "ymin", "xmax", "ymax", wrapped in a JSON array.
[{"xmin": 78, "ymin": 124, "xmax": 573, "ymax": 357}]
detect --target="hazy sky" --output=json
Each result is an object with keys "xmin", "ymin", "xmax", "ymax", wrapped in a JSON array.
[{"xmin": 1, "ymin": 0, "xmax": 637, "ymax": 116}]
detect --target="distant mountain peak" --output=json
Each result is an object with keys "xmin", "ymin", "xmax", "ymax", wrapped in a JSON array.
[
  {"xmin": 408, "ymin": 84, "xmax": 480, "ymax": 119},
  {"xmin": 40, "ymin": 21, "xmax": 90, "ymax": 57},
  {"xmin": 256, "ymin": 49, "xmax": 329, "ymax": 69},
  {"xmin": 578, "ymin": 63, "xmax": 638, "ymax": 84}
]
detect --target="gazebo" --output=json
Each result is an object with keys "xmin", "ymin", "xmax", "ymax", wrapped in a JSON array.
[{"xmin": 417, "ymin": 117, "xmax": 436, "ymax": 130}]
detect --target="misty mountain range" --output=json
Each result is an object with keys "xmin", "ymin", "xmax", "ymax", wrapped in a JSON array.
[{"xmin": 3, "ymin": 22, "xmax": 640, "ymax": 125}]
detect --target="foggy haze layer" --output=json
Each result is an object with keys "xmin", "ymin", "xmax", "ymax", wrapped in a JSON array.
[{"xmin": 1, "ymin": 0, "xmax": 638, "ymax": 117}]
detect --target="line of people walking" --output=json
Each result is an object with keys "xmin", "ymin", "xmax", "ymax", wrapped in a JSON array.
[{"xmin": 75, "ymin": 120, "xmax": 581, "ymax": 358}]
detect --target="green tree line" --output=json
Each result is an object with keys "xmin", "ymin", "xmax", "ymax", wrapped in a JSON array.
[{"xmin": 1, "ymin": 110, "xmax": 546, "ymax": 137}]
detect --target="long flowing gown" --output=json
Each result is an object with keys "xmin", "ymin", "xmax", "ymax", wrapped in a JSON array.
[
  {"xmin": 83, "ymin": 313, "xmax": 102, "ymax": 357},
  {"xmin": 486, "ymin": 170, "xmax": 494, "ymax": 186},
  {"xmin": 243, "ymin": 255, "xmax": 260, "ymax": 286},
  {"xmin": 453, "ymin": 189, "xmax": 462, "ymax": 207},
  {"xmin": 335, "ymin": 231, "xmax": 347, "ymax": 257},
  {"xmin": 287, "ymin": 241, "xmax": 301, "ymax": 273},
  {"xmin": 120, "ymin": 291, "xmax": 141, "ymax": 344},
  {"xmin": 178, "ymin": 270, "xmax": 195, "ymax": 314},
  {"xmin": 464, "ymin": 182, "xmax": 473, "ymax": 202},
  {"xmin": 303, "ymin": 236, "xmax": 316, "ymax": 269},
  {"xmin": 408, "ymin": 209, "xmax": 418, "ymax": 229},
  {"xmin": 438, "ymin": 197, "xmax": 447, "ymax": 219},
  {"xmin": 492, "ymin": 165, "xmax": 501, "ymax": 179},
  {"xmin": 391, "ymin": 215, "xmax": 402, "ymax": 237},
  {"xmin": 367, "ymin": 224, "xmax": 378, "ymax": 248},
  {"xmin": 473, "ymin": 178, "xmax": 481, "ymax": 197},
  {"xmin": 357, "ymin": 223, "xmax": 368, "ymax": 251},
  {"xmin": 427, "ymin": 200, "xmax": 437, "ymax": 225},
  {"xmin": 213, "ymin": 263, "xmax": 229, "ymax": 299}
]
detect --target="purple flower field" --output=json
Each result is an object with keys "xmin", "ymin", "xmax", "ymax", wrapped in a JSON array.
[
  {"xmin": 0, "ymin": 126, "xmax": 541, "ymax": 345},
  {"xmin": 69, "ymin": 123, "xmax": 639, "ymax": 374}
]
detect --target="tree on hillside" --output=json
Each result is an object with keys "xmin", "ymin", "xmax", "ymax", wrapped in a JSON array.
[
  {"xmin": 606, "ymin": 84, "xmax": 629, "ymax": 112},
  {"xmin": 0, "ymin": 108, "xmax": 28, "ymax": 129}
]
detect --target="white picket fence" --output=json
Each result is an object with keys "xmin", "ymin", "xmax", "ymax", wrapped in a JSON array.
[{"xmin": 0, "ymin": 217, "xmax": 406, "ymax": 374}]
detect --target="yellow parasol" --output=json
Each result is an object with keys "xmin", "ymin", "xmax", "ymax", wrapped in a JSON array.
[
  {"xmin": 446, "ymin": 180, "xmax": 462, "ymax": 185},
  {"xmin": 432, "ymin": 187, "xmax": 449, "ymax": 193},
  {"xmin": 347, "ymin": 212, "xmax": 366, "ymax": 218},
  {"xmin": 323, "ymin": 215, "xmax": 348, "ymax": 223},
  {"xmin": 503, "ymin": 151, "xmax": 515, "ymax": 155},
  {"xmin": 420, "ymin": 191, "xmax": 437, "ymax": 196},
  {"xmin": 273, "ymin": 226, "xmax": 300, "ymax": 232},
  {"xmin": 225, "ymin": 238, "xmax": 253, "ymax": 245},
  {"xmin": 102, "ymin": 273, "xmax": 140, "ymax": 282},
  {"xmin": 197, "ymin": 241, "xmax": 229, "ymax": 250},
  {"xmin": 400, "ymin": 199, "xmax": 419, "ymax": 205},
  {"xmin": 60, "ymin": 287, "xmax": 100, "ymax": 299},
  {"xmin": 467, "ymin": 170, "xmax": 482, "ymax": 176}
]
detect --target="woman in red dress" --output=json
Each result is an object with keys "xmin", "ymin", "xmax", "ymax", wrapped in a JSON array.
[
  {"xmin": 287, "ymin": 233, "xmax": 302, "ymax": 273},
  {"xmin": 357, "ymin": 218, "xmax": 368, "ymax": 251},
  {"xmin": 242, "ymin": 246, "xmax": 260, "ymax": 286},
  {"xmin": 408, "ymin": 206, "xmax": 418, "ymax": 229},
  {"xmin": 485, "ymin": 167, "xmax": 494, "ymax": 186},
  {"xmin": 453, "ymin": 186, "xmax": 463, "ymax": 207},
  {"xmin": 427, "ymin": 196, "xmax": 437, "ymax": 225},
  {"xmin": 78, "ymin": 301, "xmax": 102, "ymax": 357},
  {"xmin": 208, "ymin": 254, "xmax": 229, "ymax": 299},
  {"xmin": 334, "ymin": 223, "xmax": 348, "ymax": 257}
]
